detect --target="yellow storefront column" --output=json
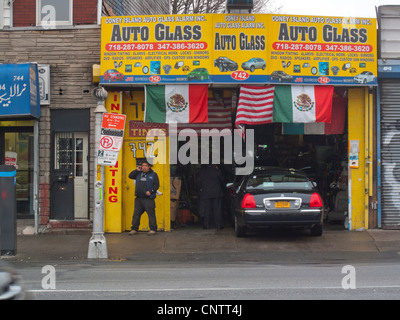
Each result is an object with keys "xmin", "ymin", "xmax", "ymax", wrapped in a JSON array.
[
  {"xmin": 122, "ymin": 91, "xmax": 171, "ymax": 232},
  {"xmin": 104, "ymin": 91, "xmax": 124, "ymax": 233},
  {"xmin": 348, "ymin": 88, "xmax": 369, "ymax": 230}
]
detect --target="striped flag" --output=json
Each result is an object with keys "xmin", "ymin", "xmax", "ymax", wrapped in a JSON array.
[
  {"xmin": 235, "ymin": 85, "xmax": 275, "ymax": 138},
  {"xmin": 176, "ymin": 97, "xmax": 232, "ymax": 136}
]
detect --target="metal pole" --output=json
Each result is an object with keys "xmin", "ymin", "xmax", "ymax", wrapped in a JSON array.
[
  {"xmin": 88, "ymin": 86, "xmax": 108, "ymax": 259},
  {"xmin": 33, "ymin": 119, "xmax": 39, "ymax": 235}
]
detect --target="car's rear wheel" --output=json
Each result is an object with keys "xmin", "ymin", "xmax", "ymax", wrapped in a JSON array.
[
  {"xmin": 310, "ymin": 224, "xmax": 323, "ymax": 236},
  {"xmin": 235, "ymin": 216, "xmax": 246, "ymax": 237}
]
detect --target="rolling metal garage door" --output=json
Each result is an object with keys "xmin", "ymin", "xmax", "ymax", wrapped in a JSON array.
[{"xmin": 380, "ymin": 79, "xmax": 400, "ymax": 229}]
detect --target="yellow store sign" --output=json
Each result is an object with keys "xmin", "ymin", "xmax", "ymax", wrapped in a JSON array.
[{"xmin": 100, "ymin": 13, "xmax": 377, "ymax": 86}]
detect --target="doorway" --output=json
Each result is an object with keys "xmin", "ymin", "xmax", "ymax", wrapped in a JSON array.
[
  {"xmin": 52, "ymin": 131, "xmax": 89, "ymax": 220},
  {"xmin": 0, "ymin": 127, "xmax": 34, "ymax": 218},
  {"xmin": 50, "ymin": 109, "xmax": 90, "ymax": 221}
]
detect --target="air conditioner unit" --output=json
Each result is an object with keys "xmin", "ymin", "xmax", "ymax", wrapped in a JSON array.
[{"xmin": 226, "ymin": 0, "xmax": 254, "ymax": 13}]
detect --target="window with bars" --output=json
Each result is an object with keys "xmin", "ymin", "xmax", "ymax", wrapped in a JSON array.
[
  {"xmin": 55, "ymin": 132, "xmax": 74, "ymax": 171},
  {"xmin": 54, "ymin": 132, "xmax": 84, "ymax": 178}
]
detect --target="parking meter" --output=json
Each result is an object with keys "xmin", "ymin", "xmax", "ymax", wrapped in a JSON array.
[{"xmin": 0, "ymin": 165, "xmax": 17, "ymax": 256}]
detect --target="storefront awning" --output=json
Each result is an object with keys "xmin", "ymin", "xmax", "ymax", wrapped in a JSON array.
[{"xmin": 0, "ymin": 63, "xmax": 41, "ymax": 119}]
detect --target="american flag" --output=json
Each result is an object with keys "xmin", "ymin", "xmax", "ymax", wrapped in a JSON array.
[
  {"xmin": 176, "ymin": 97, "xmax": 232, "ymax": 136},
  {"xmin": 235, "ymin": 85, "xmax": 275, "ymax": 139}
]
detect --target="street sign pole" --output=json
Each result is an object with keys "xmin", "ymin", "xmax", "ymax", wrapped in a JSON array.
[{"xmin": 88, "ymin": 87, "xmax": 108, "ymax": 259}]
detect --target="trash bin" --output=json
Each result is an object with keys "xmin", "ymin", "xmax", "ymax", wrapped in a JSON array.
[
  {"xmin": 51, "ymin": 169, "xmax": 74, "ymax": 220},
  {"xmin": 0, "ymin": 165, "xmax": 17, "ymax": 256}
]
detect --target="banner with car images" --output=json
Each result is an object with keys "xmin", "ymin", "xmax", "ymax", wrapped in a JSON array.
[
  {"xmin": 100, "ymin": 14, "xmax": 377, "ymax": 86},
  {"xmin": 101, "ymin": 14, "xmax": 213, "ymax": 84},
  {"xmin": 268, "ymin": 14, "xmax": 377, "ymax": 85},
  {"xmin": 212, "ymin": 14, "xmax": 269, "ymax": 83}
]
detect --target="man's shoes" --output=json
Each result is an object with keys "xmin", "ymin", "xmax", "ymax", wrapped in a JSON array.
[
  {"xmin": 148, "ymin": 230, "xmax": 156, "ymax": 236},
  {"xmin": 128, "ymin": 230, "xmax": 138, "ymax": 236}
]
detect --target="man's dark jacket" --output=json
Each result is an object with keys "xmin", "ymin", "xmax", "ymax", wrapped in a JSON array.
[
  {"xmin": 129, "ymin": 168, "xmax": 160, "ymax": 199},
  {"xmin": 197, "ymin": 165, "xmax": 224, "ymax": 199}
]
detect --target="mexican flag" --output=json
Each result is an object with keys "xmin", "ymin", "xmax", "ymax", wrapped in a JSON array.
[
  {"xmin": 144, "ymin": 85, "xmax": 208, "ymax": 123},
  {"xmin": 282, "ymin": 94, "xmax": 346, "ymax": 135},
  {"xmin": 273, "ymin": 85, "xmax": 334, "ymax": 123}
]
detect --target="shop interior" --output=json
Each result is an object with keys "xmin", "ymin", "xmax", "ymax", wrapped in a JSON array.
[
  {"xmin": 170, "ymin": 88, "xmax": 349, "ymax": 230},
  {"xmin": 0, "ymin": 124, "xmax": 34, "ymax": 218}
]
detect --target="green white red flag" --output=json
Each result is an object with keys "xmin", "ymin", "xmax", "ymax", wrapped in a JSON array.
[
  {"xmin": 144, "ymin": 85, "xmax": 208, "ymax": 123},
  {"xmin": 273, "ymin": 85, "xmax": 334, "ymax": 123}
]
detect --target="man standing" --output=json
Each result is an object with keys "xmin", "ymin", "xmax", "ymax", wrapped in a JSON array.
[
  {"xmin": 197, "ymin": 164, "xmax": 224, "ymax": 230},
  {"xmin": 128, "ymin": 160, "xmax": 160, "ymax": 236}
]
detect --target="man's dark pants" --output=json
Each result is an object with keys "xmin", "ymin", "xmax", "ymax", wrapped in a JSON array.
[
  {"xmin": 202, "ymin": 197, "xmax": 223, "ymax": 228},
  {"xmin": 131, "ymin": 197, "xmax": 157, "ymax": 231}
]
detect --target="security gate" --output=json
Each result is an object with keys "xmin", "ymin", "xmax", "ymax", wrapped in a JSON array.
[
  {"xmin": 52, "ymin": 132, "xmax": 75, "ymax": 220},
  {"xmin": 380, "ymin": 79, "xmax": 400, "ymax": 229},
  {"xmin": 51, "ymin": 131, "xmax": 89, "ymax": 220}
]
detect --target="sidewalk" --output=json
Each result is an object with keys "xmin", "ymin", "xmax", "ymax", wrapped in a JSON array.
[{"xmin": 5, "ymin": 224, "xmax": 400, "ymax": 263}]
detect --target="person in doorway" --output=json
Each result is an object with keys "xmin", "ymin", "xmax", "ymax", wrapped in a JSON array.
[
  {"xmin": 197, "ymin": 164, "xmax": 224, "ymax": 230},
  {"xmin": 128, "ymin": 160, "xmax": 160, "ymax": 236}
]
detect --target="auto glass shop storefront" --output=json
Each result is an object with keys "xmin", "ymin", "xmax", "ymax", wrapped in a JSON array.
[
  {"xmin": 98, "ymin": 13, "xmax": 378, "ymax": 233},
  {"xmin": 0, "ymin": 63, "xmax": 41, "ymax": 225}
]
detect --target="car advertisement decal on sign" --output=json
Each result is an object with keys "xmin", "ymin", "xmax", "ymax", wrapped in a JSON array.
[
  {"xmin": 268, "ymin": 15, "xmax": 377, "ymax": 85},
  {"xmin": 100, "ymin": 14, "xmax": 377, "ymax": 86},
  {"xmin": 212, "ymin": 14, "xmax": 268, "ymax": 83},
  {"xmin": 101, "ymin": 14, "xmax": 213, "ymax": 84}
]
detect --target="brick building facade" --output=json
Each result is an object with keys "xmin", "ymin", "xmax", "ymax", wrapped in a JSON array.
[{"xmin": 0, "ymin": 0, "xmax": 169, "ymax": 232}]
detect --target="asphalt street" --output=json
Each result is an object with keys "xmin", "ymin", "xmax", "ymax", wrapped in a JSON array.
[
  {"xmin": 4, "ymin": 224, "xmax": 400, "ymax": 301},
  {"xmin": 14, "ymin": 260, "xmax": 400, "ymax": 300}
]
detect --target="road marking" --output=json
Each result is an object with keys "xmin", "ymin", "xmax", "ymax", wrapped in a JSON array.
[{"xmin": 28, "ymin": 284, "xmax": 400, "ymax": 293}]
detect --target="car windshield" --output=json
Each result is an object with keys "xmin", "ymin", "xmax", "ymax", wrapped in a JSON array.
[
  {"xmin": 109, "ymin": 69, "xmax": 119, "ymax": 73},
  {"xmin": 246, "ymin": 173, "xmax": 312, "ymax": 191}
]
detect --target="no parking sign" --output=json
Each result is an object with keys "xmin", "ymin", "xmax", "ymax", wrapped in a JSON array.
[{"xmin": 98, "ymin": 113, "xmax": 126, "ymax": 166}]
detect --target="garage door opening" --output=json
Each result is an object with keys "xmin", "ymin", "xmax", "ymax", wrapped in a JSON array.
[
  {"xmin": 250, "ymin": 89, "xmax": 349, "ymax": 228},
  {"xmin": 170, "ymin": 89, "xmax": 350, "ymax": 231}
]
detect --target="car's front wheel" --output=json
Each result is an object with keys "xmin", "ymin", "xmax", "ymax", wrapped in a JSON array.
[{"xmin": 235, "ymin": 216, "xmax": 246, "ymax": 237}]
